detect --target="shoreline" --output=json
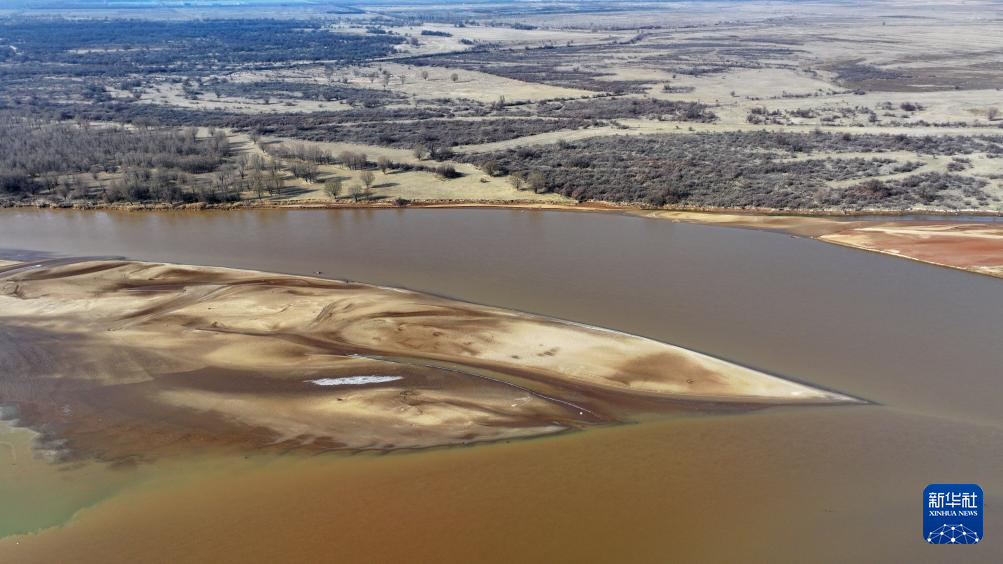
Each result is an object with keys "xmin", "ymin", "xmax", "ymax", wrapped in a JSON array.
[{"xmin": 6, "ymin": 197, "xmax": 1003, "ymax": 218}]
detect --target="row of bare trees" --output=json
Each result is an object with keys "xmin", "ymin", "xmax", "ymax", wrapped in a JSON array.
[{"xmin": 323, "ymin": 171, "xmax": 376, "ymax": 202}]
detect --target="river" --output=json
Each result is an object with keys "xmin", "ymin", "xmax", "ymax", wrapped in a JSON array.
[{"xmin": 0, "ymin": 208, "xmax": 1000, "ymax": 562}]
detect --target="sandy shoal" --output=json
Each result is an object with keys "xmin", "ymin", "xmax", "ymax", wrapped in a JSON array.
[{"xmin": 0, "ymin": 259, "xmax": 857, "ymax": 460}]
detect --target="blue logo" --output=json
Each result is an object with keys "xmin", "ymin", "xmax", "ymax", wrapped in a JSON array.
[{"xmin": 925, "ymin": 484, "xmax": 983, "ymax": 545}]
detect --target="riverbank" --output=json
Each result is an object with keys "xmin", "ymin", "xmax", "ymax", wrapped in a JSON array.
[{"xmin": 8, "ymin": 196, "xmax": 1003, "ymax": 218}]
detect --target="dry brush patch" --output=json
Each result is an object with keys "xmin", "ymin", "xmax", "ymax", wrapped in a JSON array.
[{"xmin": 466, "ymin": 131, "xmax": 1003, "ymax": 210}]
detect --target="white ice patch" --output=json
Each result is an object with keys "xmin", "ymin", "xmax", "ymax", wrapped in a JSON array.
[{"xmin": 308, "ymin": 376, "xmax": 403, "ymax": 386}]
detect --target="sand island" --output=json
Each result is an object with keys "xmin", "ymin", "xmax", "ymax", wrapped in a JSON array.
[{"xmin": 0, "ymin": 258, "xmax": 858, "ymax": 462}]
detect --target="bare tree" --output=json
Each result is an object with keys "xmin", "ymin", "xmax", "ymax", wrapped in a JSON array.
[
  {"xmin": 338, "ymin": 150, "xmax": 368, "ymax": 170},
  {"xmin": 55, "ymin": 177, "xmax": 71, "ymax": 202},
  {"xmin": 989, "ymin": 107, "xmax": 1000, "ymax": 121},
  {"xmin": 481, "ymin": 159, "xmax": 500, "ymax": 176},
  {"xmin": 377, "ymin": 156, "xmax": 392, "ymax": 173},
  {"xmin": 412, "ymin": 143, "xmax": 430, "ymax": 160},
  {"xmin": 267, "ymin": 160, "xmax": 284, "ymax": 196},
  {"xmin": 527, "ymin": 170, "xmax": 547, "ymax": 193},
  {"xmin": 349, "ymin": 183, "xmax": 362, "ymax": 202},
  {"xmin": 509, "ymin": 170, "xmax": 526, "ymax": 191},
  {"xmin": 248, "ymin": 153, "xmax": 264, "ymax": 170},
  {"xmin": 236, "ymin": 154, "xmax": 248, "ymax": 179},
  {"xmin": 360, "ymin": 170, "xmax": 376, "ymax": 198},
  {"xmin": 70, "ymin": 176, "xmax": 90, "ymax": 200},
  {"xmin": 284, "ymin": 154, "xmax": 320, "ymax": 182},
  {"xmin": 214, "ymin": 167, "xmax": 235, "ymax": 200},
  {"xmin": 450, "ymin": 72, "xmax": 459, "ymax": 82},
  {"xmin": 421, "ymin": 70, "xmax": 429, "ymax": 81},
  {"xmin": 324, "ymin": 177, "xmax": 342, "ymax": 199},
  {"xmin": 269, "ymin": 169, "xmax": 284, "ymax": 196},
  {"xmin": 249, "ymin": 167, "xmax": 265, "ymax": 199},
  {"xmin": 305, "ymin": 160, "xmax": 320, "ymax": 181}
]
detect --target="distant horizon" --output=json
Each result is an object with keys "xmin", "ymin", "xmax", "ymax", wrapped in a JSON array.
[{"xmin": 0, "ymin": 0, "xmax": 846, "ymax": 10}]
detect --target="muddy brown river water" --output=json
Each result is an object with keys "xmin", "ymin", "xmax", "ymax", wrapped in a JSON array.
[{"xmin": 0, "ymin": 208, "xmax": 1000, "ymax": 562}]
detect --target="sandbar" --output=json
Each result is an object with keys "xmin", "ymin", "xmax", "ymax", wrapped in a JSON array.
[{"xmin": 0, "ymin": 259, "xmax": 858, "ymax": 461}]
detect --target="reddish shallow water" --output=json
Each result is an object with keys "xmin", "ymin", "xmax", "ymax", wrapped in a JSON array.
[{"xmin": 0, "ymin": 208, "xmax": 1001, "ymax": 562}]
